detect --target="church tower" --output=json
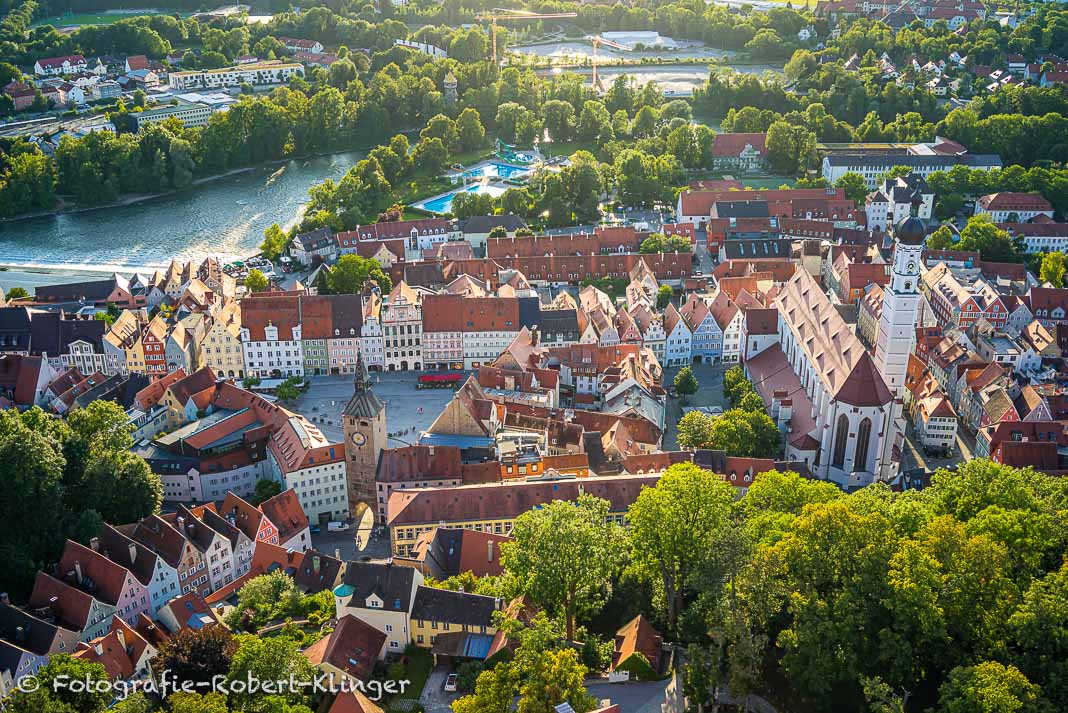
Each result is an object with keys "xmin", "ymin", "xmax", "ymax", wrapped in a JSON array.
[
  {"xmin": 342, "ymin": 355, "xmax": 386, "ymax": 519},
  {"xmin": 875, "ymin": 199, "xmax": 926, "ymax": 398}
]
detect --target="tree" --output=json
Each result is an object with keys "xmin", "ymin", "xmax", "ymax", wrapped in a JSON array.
[
  {"xmin": 627, "ymin": 463, "xmax": 736, "ymax": 634},
  {"xmin": 452, "ymin": 663, "xmax": 518, "ymax": 713},
  {"xmin": 456, "ymin": 108, "xmax": 485, "ymax": 152},
  {"xmin": 499, "ymin": 187, "xmax": 533, "ymax": 218},
  {"xmin": 421, "ymin": 114, "xmax": 459, "ymax": 152},
  {"xmin": 6, "ymin": 655, "xmax": 111, "ymax": 713},
  {"xmin": 674, "ymin": 366, "xmax": 699, "ymax": 402},
  {"xmin": 501, "ymin": 494, "xmax": 624, "ymax": 639},
  {"xmin": 260, "ymin": 223, "xmax": 290, "ymax": 262},
  {"xmin": 156, "ymin": 627, "xmax": 238, "ymax": 687},
  {"xmin": 227, "ymin": 571, "xmax": 302, "ymax": 630},
  {"xmin": 676, "ymin": 411, "xmax": 714, "ymax": 450},
  {"xmin": 326, "ymin": 254, "xmax": 392, "ymax": 294},
  {"xmin": 245, "ymin": 268, "xmax": 269, "ymax": 292},
  {"xmin": 1040, "ymin": 251, "xmax": 1066, "ymax": 286},
  {"xmin": 938, "ymin": 662, "xmax": 1039, "ymax": 713},
  {"xmin": 766, "ymin": 120, "xmax": 817, "ymax": 175},
  {"xmin": 274, "ymin": 377, "xmax": 302, "ymax": 402},
  {"xmin": 5, "ymin": 286, "xmax": 28, "ymax": 300},
  {"xmin": 541, "ymin": 99, "xmax": 576, "ymax": 142},
  {"xmin": 707, "ymin": 409, "xmax": 781, "ymax": 458},
  {"xmin": 412, "ymin": 137, "xmax": 448, "ymax": 175},
  {"xmin": 656, "ymin": 284, "xmax": 673, "ymax": 309},
  {"xmin": 835, "ymin": 172, "xmax": 868, "ymax": 205},
  {"xmin": 252, "ymin": 478, "xmax": 282, "ymax": 505},
  {"xmin": 227, "ymin": 635, "xmax": 317, "ymax": 709},
  {"xmin": 79, "ymin": 449, "xmax": 162, "ymax": 525},
  {"xmin": 518, "ymin": 647, "xmax": 596, "ymax": 713},
  {"xmin": 927, "ymin": 225, "xmax": 956, "ymax": 250},
  {"xmin": 956, "ymin": 215, "xmax": 1024, "ymax": 263},
  {"xmin": 167, "ymin": 693, "xmax": 229, "ymax": 713}
]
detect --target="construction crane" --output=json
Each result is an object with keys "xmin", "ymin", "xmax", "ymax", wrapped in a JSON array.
[
  {"xmin": 587, "ymin": 34, "xmax": 629, "ymax": 93},
  {"xmin": 475, "ymin": 8, "xmax": 578, "ymax": 69}
]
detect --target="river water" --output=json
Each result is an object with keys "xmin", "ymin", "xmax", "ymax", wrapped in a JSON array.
[{"xmin": 0, "ymin": 152, "xmax": 363, "ymax": 291}]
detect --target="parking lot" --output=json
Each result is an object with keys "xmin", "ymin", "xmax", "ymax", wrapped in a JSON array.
[{"xmin": 290, "ymin": 372, "xmax": 466, "ymax": 444}]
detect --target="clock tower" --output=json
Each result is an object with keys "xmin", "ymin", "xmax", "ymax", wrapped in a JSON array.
[
  {"xmin": 875, "ymin": 199, "xmax": 926, "ymax": 398},
  {"xmin": 342, "ymin": 355, "xmax": 386, "ymax": 519}
]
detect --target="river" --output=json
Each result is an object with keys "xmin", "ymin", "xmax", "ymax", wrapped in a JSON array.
[{"xmin": 0, "ymin": 152, "xmax": 363, "ymax": 292}]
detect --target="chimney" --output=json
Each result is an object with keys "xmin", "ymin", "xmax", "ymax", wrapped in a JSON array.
[
  {"xmin": 128, "ymin": 543, "xmax": 137, "ymax": 563},
  {"xmin": 94, "ymin": 643, "xmax": 103, "ymax": 655},
  {"xmin": 487, "ymin": 541, "xmax": 494, "ymax": 563},
  {"xmin": 89, "ymin": 537, "xmax": 100, "ymax": 552},
  {"xmin": 313, "ymin": 555, "xmax": 321, "ymax": 573},
  {"xmin": 334, "ymin": 548, "xmax": 341, "ymax": 560},
  {"xmin": 177, "ymin": 516, "xmax": 185, "ymax": 528},
  {"xmin": 116, "ymin": 627, "xmax": 126, "ymax": 651},
  {"xmin": 0, "ymin": 592, "xmax": 9, "ymax": 605},
  {"xmin": 15, "ymin": 626, "xmax": 24, "ymax": 642},
  {"xmin": 74, "ymin": 561, "xmax": 83, "ymax": 584}
]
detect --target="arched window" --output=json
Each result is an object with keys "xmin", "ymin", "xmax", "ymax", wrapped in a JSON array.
[
  {"xmin": 832, "ymin": 414, "xmax": 849, "ymax": 468},
  {"xmin": 854, "ymin": 418, "xmax": 872, "ymax": 472}
]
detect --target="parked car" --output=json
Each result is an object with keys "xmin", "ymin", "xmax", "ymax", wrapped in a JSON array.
[
  {"xmin": 310, "ymin": 525, "xmax": 321, "ymax": 534},
  {"xmin": 327, "ymin": 521, "xmax": 350, "ymax": 532},
  {"xmin": 444, "ymin": 674, "xmax": 458, "ymax": 693}
]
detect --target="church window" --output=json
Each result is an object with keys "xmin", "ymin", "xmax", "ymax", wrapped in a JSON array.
[
  {"xmin": 832, "ymin": 415, "xmax": 849, "ymax": 468},
  {"xmin": 854, "ymin": 418, "xmax": 872, "ymax": 471}
]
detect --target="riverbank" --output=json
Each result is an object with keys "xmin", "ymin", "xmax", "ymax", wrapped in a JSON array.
[{"xmin": 0, "ymin": 151, "xmax": 366, "ymax": 288}]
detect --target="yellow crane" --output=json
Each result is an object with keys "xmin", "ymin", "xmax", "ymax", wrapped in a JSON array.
[
  {"xmin": 587, "ymin": 34, "xmax": 629, "ymax": 93},
  {"xmin": 475, "ymin": 8, "xmax": 578, "ymax": 69}
]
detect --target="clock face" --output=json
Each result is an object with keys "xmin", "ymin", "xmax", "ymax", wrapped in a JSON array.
[
  {"xmin": 906, "ymin": 261, "xmax": 916, "ymax": 272},
  {"xmin": 350, "ymin": 431, "xmax": 367, "ymax": 447}
]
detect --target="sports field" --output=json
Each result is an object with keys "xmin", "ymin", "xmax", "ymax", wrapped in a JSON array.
[{"xmin": 33, "ymin": 10, "xmax": 189, "ymax": 28}]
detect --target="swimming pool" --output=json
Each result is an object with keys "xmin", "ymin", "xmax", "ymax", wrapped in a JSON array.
[
  {"xmin": 454, "ymin": 161, "xmax": 530, "ymax": 180},
  {"xmin": 415, "ymin": 184, "xmax": 508, "ymax": 214}
]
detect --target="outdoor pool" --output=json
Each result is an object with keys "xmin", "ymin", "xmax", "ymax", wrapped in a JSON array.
[
  {"xmin": 414, "ymin": 184, "xmax": 508, "ymax": 213},
  {"xmin": 451, "ymin": 160, "xmax": 531, "ymax": 181}
]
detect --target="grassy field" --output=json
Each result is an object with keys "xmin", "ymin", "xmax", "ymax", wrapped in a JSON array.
[
  {"xmin": 33, "ymin": 10, "xmax": 190, "ymax": 28},
  {"xmin": 741, "ymin": 176, "xmax": 797, "ymax": 188}
]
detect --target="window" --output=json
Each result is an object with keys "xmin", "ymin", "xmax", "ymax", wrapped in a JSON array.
[{"xmin": 832, "ymin": 414, "xmax": 849, "ymax": 468}]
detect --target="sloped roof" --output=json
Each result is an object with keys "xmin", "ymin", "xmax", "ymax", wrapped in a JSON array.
[{"xmin": 303, "ymin": 614, "xmax": 385, "ymax": 682}]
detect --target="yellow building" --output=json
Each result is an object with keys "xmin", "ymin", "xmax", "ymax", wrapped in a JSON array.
[
  {"xmin": 198, "ymin": 300, "xmax": 244, "ymax": 379},
  {"xmin": 103, "ymin": 310, "xmax": 146, "ymax": 375},
  {"xmin": 387, "ymin": 474, "xmax": 659, "ymax": 556},
  {"xmin": 409, "ymin": 585, "xmax": 498, "ymax": 652}
]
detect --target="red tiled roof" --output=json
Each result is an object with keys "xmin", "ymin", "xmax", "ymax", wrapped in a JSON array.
[
  {"xmin": 303, "ymin": 615, "xmax": 386, "ymax": 682},
  {"xmin": 710, "ymin": 132, "xmax": 766, "ymax": 157},
  {"xmin": 612, "ymin": 615, "xmax": 662, "ymax": 671},
  {"xmin": 979, "ymin": 192, "xmax": 1052, "ymax": 212},
  {"xmin": 259, "ymin": 488, "xmax": 309, "ymax": 543}
]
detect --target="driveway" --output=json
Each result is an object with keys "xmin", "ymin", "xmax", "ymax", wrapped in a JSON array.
[{"xmin": 420, "ymin": 667, "xmax": 460, "ymax": 713}]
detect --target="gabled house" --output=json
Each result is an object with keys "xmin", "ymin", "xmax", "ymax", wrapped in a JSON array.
[
  {"xmin": 334, "ymin": 562, "xmax": 423, "ymax": 656},
  {"xmin": 662, "ymin": 303, "xmax": 692, "ymax": 366},
  {"xmin": 0, "ymin": 602, "xmax": 80, "ymax": 698},
  {"xmin": 679, "ymin": 294, "xmax": 721, "ymax": 363},
  {"xmin": 56, "ymin": 539, "xmax": 150, "ymax": 627}
]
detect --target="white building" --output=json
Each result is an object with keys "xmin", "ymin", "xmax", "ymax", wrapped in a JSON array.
[
  {"xmin": 865, "ymin": 174, "xmax": 934, "ymax": 232},
  {"xmin": 747, "ymin": 269, "xmax": 900, "ymax": 488},
  {"xmin": 662, "ymin": 303, "xmax": 692, "ymax": 367},
  {"xmin": 974, "ymin": 192, "xmax": 1054, "ymax": 223},
  {"xmin": 382, "ymin": 282, "xmax": 424, "ymax": 372},
  {"xmin": 34, "ymin": 54, "xmax": 87, "ymax": 76},
  {"xmin": 134, "ymin": 101, "xmax": 213, "ymax": 130},
  {"xmin": 168, "ymin": 62, "xmax": 303, "ymax": 90},
  {"xmin": 240, "ymin": 299, "xmax": 304, "ymax": 378},
  {"xmin": 269, "ymin": 416, "xmax": 349, "ymax": 524},
  {"xmin": 875, "ymin": 215, "xmax": 925, "ymax": 397}
]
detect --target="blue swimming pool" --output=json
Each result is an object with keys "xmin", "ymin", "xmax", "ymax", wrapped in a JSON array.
[
  {"xmin": 416, "ymin": 183, "xmax": 508, "ymax": 213},
  {"xmin": 460, "ymin": 161, "xmax": 529, "ymax": 179}
]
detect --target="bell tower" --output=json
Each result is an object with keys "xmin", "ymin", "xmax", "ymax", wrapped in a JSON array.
[
  {"xmin": 342, "ymin": 355, "xmax": 386, "ymax": 518},
  {"xmin": 876, "ymin": 198, "xmax": 926, "ymax": 398}
]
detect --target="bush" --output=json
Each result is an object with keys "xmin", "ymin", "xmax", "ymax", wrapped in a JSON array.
[
  {"xmin": 456, "ymin": 660, "xmax": 483, "ymax": 693},
  {"xmin": 615, "ymin": 651, "xmax": 659, "ymax": 681}
]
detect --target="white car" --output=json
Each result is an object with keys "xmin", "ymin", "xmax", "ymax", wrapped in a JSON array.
[{"xmin": 444, "ymin": 674, "xmax": 458, "ymax": 693}]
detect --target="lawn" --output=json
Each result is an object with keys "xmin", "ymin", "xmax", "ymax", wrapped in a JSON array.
[
  {"xmin": 33, "ymin": 10, "xmax": 190, "ymax": 27},
  {"xmin": 742, "ymin": 176, "xmax": 797, "ymax": 188},
  {"xmin": 385, "ymin": 646, "xmax": 433, "ymax": 713}
]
